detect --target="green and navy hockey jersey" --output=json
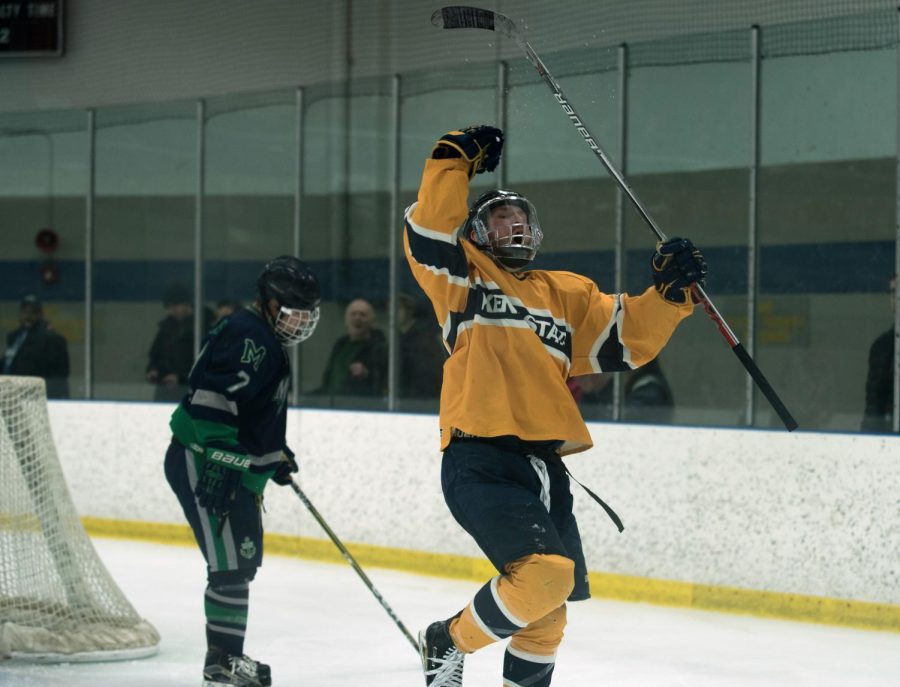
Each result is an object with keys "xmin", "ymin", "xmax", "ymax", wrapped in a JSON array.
[{"xmin": 169, "ymin": 307, "xmax": 292, "ymax": 494}]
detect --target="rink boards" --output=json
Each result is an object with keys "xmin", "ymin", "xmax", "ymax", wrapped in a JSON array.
[{"xmin": 45, "ymin": 401, "xmax": 900, "ymax": 632}]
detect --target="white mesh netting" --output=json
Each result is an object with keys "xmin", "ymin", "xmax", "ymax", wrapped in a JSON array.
[{"xmin": 0, "ymin": 376, "xmax": 159, "ymax": 663}]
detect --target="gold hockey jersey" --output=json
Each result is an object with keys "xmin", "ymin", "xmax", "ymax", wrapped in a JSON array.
[{"xmin": 404, "ymin": 157, "xmax": 693, "ymax": 455}]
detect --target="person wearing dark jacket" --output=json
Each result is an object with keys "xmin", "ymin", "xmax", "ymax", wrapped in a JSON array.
[
  {"xmin": 571, "ymin": 357, "xmax": 674, "ymax": 424},
  {"xmin": 398, "ymin": 293, "xmax": 445, "ymax": 399},
  {"xmin": 862, "ymin": 275, "xmax": 897, "ymax": 432},
  {"xmin": 316, "ymin": 298, "xmax": 388, "ymax": 397},
  {"xmin": 2, "ymin": 295, "xmax": 70, "ymax": 399},
  {"xmin": 146, "ymin": 283, "xmax": 211, "ymax": 403}
]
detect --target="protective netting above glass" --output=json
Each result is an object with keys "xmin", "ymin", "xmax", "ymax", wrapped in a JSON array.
[{"xmin": 402, "ymin": 1, "xmax": 897, "ymax": 95}]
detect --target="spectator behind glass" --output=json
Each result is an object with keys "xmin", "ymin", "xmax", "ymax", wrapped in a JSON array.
[
  {"xmin": 570, "ymin": 357, "xmax": 674, "ymax": 424},
  {"xmin": 398, "ymin": 293, "xmax": 445, "ymax": 399},
  {"xmin": 146, "ymin": 283, "xmax": 211, "ymax": 403},
  {"xmin": 315, "ymin": 298, "xmax": 387, "ymax": 397},
  {"xmin": 862, "ymin": 274, "xmax": 897, "ymax": 432},
  {"xmin": 213, "ymin": 299, "xmax": 243, "ymax": 326},
  {"xmin": 2, "ymin": 295, "xmax": 70, "ymax": 399}
]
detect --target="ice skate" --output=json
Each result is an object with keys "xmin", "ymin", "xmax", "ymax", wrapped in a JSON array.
[
  {"xmin": 419, "ymin": 619, "xmax": 465, "ymax": 686},
  {"xmin": 202, "ymin": 647, "xmax": 272, "ymax": 687}
]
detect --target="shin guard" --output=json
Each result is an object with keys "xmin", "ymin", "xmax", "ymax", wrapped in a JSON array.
[
  {"xmin": 449, "ymin": 553, "xmax": 574, "ymax": 653},
  {"xmin": 503, "ymin": 604, "xmax": 566, "ymax": 686}
]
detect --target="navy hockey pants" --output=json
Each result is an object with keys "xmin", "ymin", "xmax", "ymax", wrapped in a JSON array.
[
  {"xmin": 164, "ymin": 439, "xmax": 264, "ymax": 577},
  {"xmin": 441, "ymin": 436, "xmax": 590, "ymax": 601}
]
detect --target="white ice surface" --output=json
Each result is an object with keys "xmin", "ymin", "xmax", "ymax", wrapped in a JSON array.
[{"xmin": 1, "ymin": 538, "xmax": 899, "ymax": 686}]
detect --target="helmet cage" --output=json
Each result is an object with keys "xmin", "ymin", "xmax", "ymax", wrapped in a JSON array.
[
  {"xmin": 274, "ymin": 305, "xmax": 320, "ymax": 346},
  {"xmin": 257, "ymin": 256, "xmax": 321, "ymax": 345},
  {"xmin": 468, "ymin": 192, "xmax": 543, "ymax": 272}
]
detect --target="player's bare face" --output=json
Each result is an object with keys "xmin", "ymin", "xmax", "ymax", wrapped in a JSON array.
[{"xmin": 488, "ymin": 205, "xmax": 532, "ymax": 246}]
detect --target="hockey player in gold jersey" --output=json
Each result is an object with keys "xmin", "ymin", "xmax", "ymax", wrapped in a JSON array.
[{"xmin": 405, "ymin": 125, "xmax": 707, "ymax": 687}]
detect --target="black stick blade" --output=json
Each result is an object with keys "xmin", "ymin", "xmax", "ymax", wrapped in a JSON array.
[{"xmin": 431, "ymin": 6, "xmax": 496, "ymax": 31}]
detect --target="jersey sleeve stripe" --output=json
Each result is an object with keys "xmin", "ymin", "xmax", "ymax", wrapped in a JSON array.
[
  {"xmin": 589, "ymin": 294, "xmax": 635, "ymax": 372},
  {"xmin": 191, "ymin": 389, "xmax": 238, "ymax": 416},
  {"xmin": 405, "ymin": 222, "xmax": 470, "ymax": 284},
  {"xmin": 411, "ymin": 254, "xmax": 471, "ymax": 289},
  {"xmin": 246, "ymin": 450, "xmax": 283, "ymax": 468},
  {"xmin": 188, "ymin": 405, "xmax": 239, "ymax": 430},
  {"xmin": 406, "ymin": 204, "xmax": 460, "ymax": 245}
]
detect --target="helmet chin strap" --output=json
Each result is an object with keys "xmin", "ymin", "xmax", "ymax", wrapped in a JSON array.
[
  {"xmin": 495, "ymin": 255, "xmax": 531, "ymax": 272},
  {"xmin": 257, "ymin": 300, "xmax": 277, "ymax": 329},
  {"xmin": 471, "ymin": 235, "xmax": 534, "ymax": 273},
  {"xmin": 258, "ymin": 300, "xmax": 290, "ymax": 343}
]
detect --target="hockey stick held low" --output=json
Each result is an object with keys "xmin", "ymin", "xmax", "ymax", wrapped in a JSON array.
[
  {"xmin": 433, "ymin": 5, "xmax": 798, "ymax": 432},
  {"xmin": 288, "ymin": 480, "xmax": 420, "ymax": 654}
]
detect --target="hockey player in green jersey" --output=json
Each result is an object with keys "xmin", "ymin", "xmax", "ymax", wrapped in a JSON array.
[{"xmin": 164, "ymin": 256, "xmax": 320, "ymax": 687}]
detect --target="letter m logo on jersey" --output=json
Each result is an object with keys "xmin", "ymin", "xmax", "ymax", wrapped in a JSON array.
[{"xmin": 241, "ymin": 338, "xmax": 267, "ymax": 371}]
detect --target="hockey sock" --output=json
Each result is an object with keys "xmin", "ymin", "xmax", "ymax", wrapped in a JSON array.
[
  {"xmin": 449, "ymin": 553, "xmax": 574, "ymax": 653},
  {"xmin": 502, "ymin": 605, "xmax": 566, "ymax": 687},
  {"xmin": 503, "ymin": 647, "xmax": 556, "ymax": 687},
  {"xmin": 204, "ymin": 581, "xmax": 249, "ymax": 656}
]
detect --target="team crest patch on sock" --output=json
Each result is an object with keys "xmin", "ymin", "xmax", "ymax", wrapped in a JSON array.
[{"xmin": 239, "ymin": 537, "xmax": 257, "ymax": 560}]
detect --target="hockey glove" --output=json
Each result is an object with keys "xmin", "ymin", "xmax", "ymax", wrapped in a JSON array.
[
  {"xmin": 272, "ymin": 448, "xmax": 299, "ymax": 486},
  {"xmin": 651, "ymin": 237, "xmax": 708, "ymax": 304},
  {"xmin": 432, "ymin": 125, "xmax": 504, "ymax": 178},
  {"xmin": 194, "ymin": 459, "xmax": 244, "ymax": 517}
]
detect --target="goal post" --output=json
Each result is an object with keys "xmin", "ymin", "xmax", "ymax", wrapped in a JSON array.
[{"xmin": 0, "ymin": 375, "xmax": 160, "ymax": 663}]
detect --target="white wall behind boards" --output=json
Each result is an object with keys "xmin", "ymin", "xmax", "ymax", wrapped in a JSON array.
[{"xmin": 47, "ymin": 401, "xmax": 899, "ymax": 606}]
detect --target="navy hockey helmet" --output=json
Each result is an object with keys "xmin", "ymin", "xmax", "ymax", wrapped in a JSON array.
[
  {"xmin": 464, "ymin": 189, "xmax": 543, "ymax": 272},
  {"xmin": 257, "ymin": 256, "xmax": 321, "ymax": 345}
]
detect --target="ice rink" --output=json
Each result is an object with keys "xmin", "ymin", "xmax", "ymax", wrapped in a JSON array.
[{"xmin": 1, "ymin": 537, "xmax": 898, "ymax": 686}]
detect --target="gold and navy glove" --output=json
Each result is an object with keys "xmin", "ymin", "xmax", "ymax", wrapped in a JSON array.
[
  {"xmin": 651, "ymin": 237, "xmax": 708, "ymax": 304},
  {"xmin": 431, "ymin": 125, "xmax": 504, "ymax": 178},
  {"xmin": 272, "ymin": 448, "xmax": 299, "ymax": 486}
]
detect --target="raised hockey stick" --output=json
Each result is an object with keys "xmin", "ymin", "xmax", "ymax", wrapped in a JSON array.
[
  {"xmin": 288, "ymin": 480, "xmax": 420, "ymax": 654},
  {"xmin": 432, "ymin": 5, "xmax": 798, "ymax": 432}
]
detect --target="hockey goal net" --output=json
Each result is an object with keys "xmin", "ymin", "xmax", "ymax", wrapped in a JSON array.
[{"xmin": 0, "ymin": 376, "xmax": 159, "ymax": 662}]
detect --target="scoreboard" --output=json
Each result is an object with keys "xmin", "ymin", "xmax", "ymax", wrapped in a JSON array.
[{"xmin": 0, "ymin": 0, "xmax": 63, "ymax": 56}]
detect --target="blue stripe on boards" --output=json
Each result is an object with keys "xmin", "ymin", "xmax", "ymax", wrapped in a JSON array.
[
  {"xmin": 0, "ymin": 241, "xmax": 893, "ymax": 302},
  {"xmin": 1, "ymin": 261, "xmax": 86, "ymax": 301}
]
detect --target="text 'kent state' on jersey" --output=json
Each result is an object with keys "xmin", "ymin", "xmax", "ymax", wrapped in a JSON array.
[
  {"xmin": 169, "ymin": 307, "xmax": 291, "ymax": 494},
  {"xmin": 403, "ymin": 156, "xmax": 693, "ymax": 456}
]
